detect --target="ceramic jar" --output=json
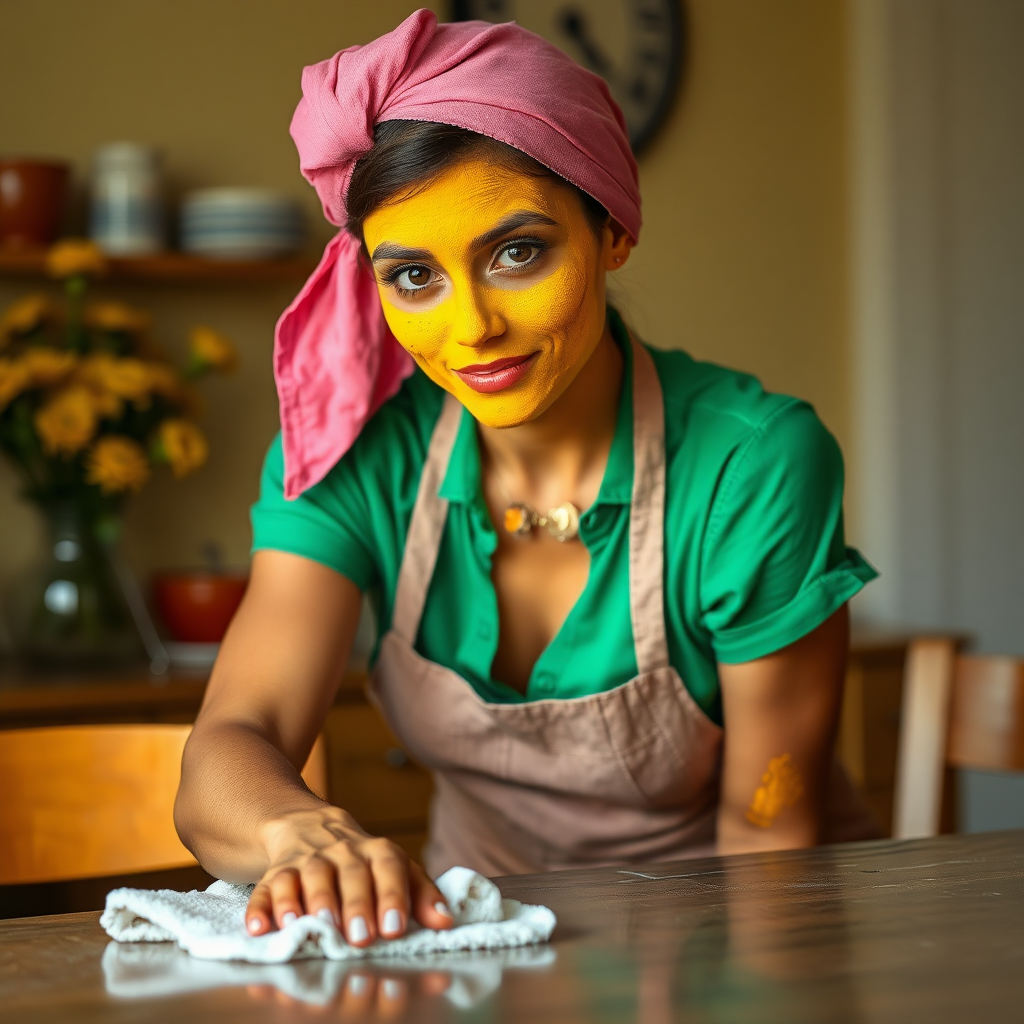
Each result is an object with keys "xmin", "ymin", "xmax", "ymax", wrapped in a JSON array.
[
  {"xmin": 0, "ymin": 159, "xmax": 70, "ymax": 249},
  {"xmin": 89, "ymin": 143, "xmax": 164, "ymax": 255}
]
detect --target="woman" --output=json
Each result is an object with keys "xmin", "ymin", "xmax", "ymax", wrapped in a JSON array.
[{"xmin": 175, "ymin": 10, "xmax": 878, "ymax": 949}]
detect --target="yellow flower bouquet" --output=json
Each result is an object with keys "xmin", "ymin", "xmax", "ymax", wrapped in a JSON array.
[{"xmin": 0, "ymin": 239, "xmax": 237, "ymax": 666}]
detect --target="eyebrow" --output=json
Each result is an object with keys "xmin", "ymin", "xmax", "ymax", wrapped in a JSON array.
[
  {"xmin": 369, "ymin": 210, "xmax": 558, "ymax": 264},
  {"xmin": 370, "ymin": 243, "xmax": 432, "ymax": 263},
  {"xmin": 470, "ymin": 210, "xmax": 558, "ymax": 250}
]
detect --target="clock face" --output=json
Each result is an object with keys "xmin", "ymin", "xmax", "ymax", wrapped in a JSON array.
[{"xmin": 452, "ymin": 0, "xmax": 684, "ymax": 153}]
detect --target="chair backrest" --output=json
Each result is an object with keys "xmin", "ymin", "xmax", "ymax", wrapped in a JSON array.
[
  {"xmin": 893, "ymin": 638, "xmax": 1024, "ymax": 838},
  {"xmin": 0, "ymin": 725, "xmax": 328, "ymax": 885}
]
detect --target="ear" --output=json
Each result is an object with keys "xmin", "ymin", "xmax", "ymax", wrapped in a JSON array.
[{"xmin": 602, "ymin": 219, "xmax": 634, "ymax": 271}]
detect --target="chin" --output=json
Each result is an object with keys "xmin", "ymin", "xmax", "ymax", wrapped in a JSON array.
[
  {"xmin": 470, "ymin": 406, "xmax": 540, "ymax": 429},
  {"xmin": 460, "ymin": 381, "xmax": 564, "ymax": 427}
]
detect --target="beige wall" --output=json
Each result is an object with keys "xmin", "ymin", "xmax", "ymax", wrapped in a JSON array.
[
  {"xmin": 0, "ymin": 0, "xmax": 851, "ymax": 626},
  {"xmin": 625, "ymin": 0, "xmax": 850, "ymax": 438}
]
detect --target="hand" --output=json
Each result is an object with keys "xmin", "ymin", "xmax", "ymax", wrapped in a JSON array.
[{"xmin": 244, "ymin": 806, "xmax": 453, "ymax": 945}]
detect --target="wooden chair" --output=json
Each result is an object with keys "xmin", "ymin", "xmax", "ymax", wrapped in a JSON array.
[
  {"xmin": 0, "ymin": 724, "xmax": 328, "ymax": 885},
  {"xmin": 892, "ymin": 638, "xmax": 1024, "ymax": 838}
]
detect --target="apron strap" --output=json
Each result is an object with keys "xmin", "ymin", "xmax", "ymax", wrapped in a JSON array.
[
  {"xmin": 392, "ymin": 334, "xmax": 670, "ymax": 672},
  {"xmin": 391, "ymin": 394, "xmax": 463, "ymax": 645},
  {"xmin": 629, "ymin": 336, "xmax": 670, "ymax": 674}
]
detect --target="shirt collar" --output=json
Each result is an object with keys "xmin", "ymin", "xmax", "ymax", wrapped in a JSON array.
[{"xmin": 438, "ymin": 309, "xmax": 635, "ymax": 507}]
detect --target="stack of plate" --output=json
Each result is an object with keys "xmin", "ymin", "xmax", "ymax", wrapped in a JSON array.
[{"xmin": 180, "ymin": 189, "xmax": 303, "ymax": 260}]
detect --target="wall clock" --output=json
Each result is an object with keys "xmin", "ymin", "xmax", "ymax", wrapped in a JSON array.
[{"xmin": 451, "ymin": 0, "xmax": 685, "ymax": 153}]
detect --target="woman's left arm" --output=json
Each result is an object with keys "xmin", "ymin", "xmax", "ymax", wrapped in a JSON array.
[{"xmin": 716, "ymin": 604, "xmax": 849, "ymax": 854}]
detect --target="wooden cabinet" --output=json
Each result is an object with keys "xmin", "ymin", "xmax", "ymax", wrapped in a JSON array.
[
  {"xmin": 0, "ymin": 633, "xmax": 925, "ymax": 866},
  {"xmin": 0, "ymin": 665, "xmax": 435, "ymax": 859},
  {"xmin": 323, "ymin": 702, "xmax": 433, "ymax": 859}
]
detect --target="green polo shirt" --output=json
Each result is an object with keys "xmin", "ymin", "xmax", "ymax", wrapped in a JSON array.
[{"xmin": 251, "ymin": 313, "xmax": 876, "ymax": 725}]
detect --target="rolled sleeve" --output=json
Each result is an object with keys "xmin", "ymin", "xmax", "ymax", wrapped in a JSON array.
[
  {"xmin": 250, "ymin": 433, "xmax": 377, "ymax": 592},
  {"xmin": 700, "ymin": 401, "xmax": 877, "ymax": 664}
]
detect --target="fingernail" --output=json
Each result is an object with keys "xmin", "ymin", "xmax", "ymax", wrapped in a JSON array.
[
  {"xmin": 348, "ymin": 974, "xmax": 368, "ymax": 996},
  {"xmin": 247, "ymin": 917, "xmax": 262, "ymax": 934},
  {"xmin": 348, "ymin": 915, "xmax": 369, "ymax": 943},
  {"xmin": 317, "ymin": 908, "xmax": 335, "ymax": 925},
  {"xmin": 382, "ymin": 979, "xmax": 401, "ymax": 1000},
  {"xmin": 382, "ymin": 908, "xmax": 402, "ymax": 935},
  {"xmin": 434, "ymin": 901, "xmax": 453, "ymax": 918},
  {"xmin": 281, "ymin": 911, "xmax": 297, "ymax": 926}
]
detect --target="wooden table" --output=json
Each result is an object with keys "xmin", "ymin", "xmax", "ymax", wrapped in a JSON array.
[{"xmin": 1, "ymin": 830, "xmax": 1020, "ymax": 1023}]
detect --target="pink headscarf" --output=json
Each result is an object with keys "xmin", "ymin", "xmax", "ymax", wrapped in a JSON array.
[{"xmin": 276, "ymin": 8, "xmax": 641, "ymax": 498}]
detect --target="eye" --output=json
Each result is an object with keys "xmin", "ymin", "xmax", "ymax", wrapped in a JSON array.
[
  {"xmin": 392, "ymin": 265, "xmax": 435, "ymax": 291},
  {"xmin": 493, "ymin": 241, "xmax": 544, "ymax": 271}
]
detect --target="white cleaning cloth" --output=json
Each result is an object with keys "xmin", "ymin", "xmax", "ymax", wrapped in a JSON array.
[{"xmin": 101, "ymin": 866, "xmax": 555, "ymax": 964}]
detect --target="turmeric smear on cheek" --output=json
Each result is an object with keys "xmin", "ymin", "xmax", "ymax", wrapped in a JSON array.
[{"xmin": 745, "ymin": 753, "xmax": 805, "ymax": 828}]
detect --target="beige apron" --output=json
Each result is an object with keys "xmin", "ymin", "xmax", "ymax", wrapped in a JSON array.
[{"xmin": 368, "ymin": 337, "xmax": 876, "ymax": 878}]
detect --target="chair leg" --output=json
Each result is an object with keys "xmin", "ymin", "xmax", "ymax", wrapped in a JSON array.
[{"xmin": 893, "ymin": 639, "xmax": 957, "ymax": 838}]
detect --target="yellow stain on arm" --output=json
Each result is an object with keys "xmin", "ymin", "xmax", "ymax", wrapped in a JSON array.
[{"xmin": 745, "ymin": 753, "xmax": 805, "ymax": 828}]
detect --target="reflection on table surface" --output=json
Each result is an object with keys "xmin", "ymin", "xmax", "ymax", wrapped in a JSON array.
[
  {"xmin": 102, "ymin": 941, "xmax": 556, "ymax": 1014},
  {"xmin": 1, "ymin": 830, "xmax": 1022, "ymax": 1022}
]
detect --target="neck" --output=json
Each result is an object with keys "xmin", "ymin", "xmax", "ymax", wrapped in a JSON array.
[{"xmin": 476, "ymin": 320, "xmax": 624, "ymax": 512}]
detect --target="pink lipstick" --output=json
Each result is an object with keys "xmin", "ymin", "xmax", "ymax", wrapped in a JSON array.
[{"xmin": 452, "ymin": 352, "xmax": 538, "ymax": 393}]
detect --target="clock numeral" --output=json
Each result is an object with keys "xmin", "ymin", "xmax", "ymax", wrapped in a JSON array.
[{"xmin": 633, "ymin": 3, "xmax": 668, "ymax": 31}]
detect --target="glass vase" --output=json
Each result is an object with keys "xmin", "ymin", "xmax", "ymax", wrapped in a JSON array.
[{"xmin": 7, "ymin": 499, "xmax": 143, "ymax": 668}]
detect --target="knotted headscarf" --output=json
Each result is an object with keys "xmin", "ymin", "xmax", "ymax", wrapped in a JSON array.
[{"xmin": 277, "ymin": 8, "xmax": 641, "ymax": 498}]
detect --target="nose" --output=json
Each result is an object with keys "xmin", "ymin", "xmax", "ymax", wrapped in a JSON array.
[{"xmin": 447, "ymin": 282, "xmax": 505, "ymax": 349}]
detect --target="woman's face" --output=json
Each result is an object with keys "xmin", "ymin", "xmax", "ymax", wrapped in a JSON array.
[{"xmin": 362, "ymin": 158, "xmax": 627, "ymax": 427}]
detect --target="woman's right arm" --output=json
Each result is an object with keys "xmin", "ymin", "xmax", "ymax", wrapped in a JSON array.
[{"xmin": 174, "ymin": 549, "xmax": 452, "ymax": 945}]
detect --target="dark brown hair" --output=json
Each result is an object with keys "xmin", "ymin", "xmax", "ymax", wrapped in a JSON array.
[{"xmin": 345, "ymin": 120, "xmax": 608, "ymax": 244}]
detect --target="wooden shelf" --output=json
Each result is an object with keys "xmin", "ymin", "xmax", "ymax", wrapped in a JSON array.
[
  {"xmin": 0, "ymin": 247, "xmax": 317, "ymax": 285},
  {"xmin": 0, "ymin": 663, "xmax": 369, "ymax": 726}
]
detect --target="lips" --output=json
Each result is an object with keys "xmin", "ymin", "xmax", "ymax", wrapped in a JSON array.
[{"xmin": 452, "ymin": 352, "xmax": 538, "ymax": 393}]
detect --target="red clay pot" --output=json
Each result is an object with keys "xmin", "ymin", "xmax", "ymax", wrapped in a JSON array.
[
  {"xmin": 152, "ymin": 572, "xmax": 248, "ymax": 644},
  {"xmin": 0, "ymin": 159, "xmax": 70, "ymax": 249}
]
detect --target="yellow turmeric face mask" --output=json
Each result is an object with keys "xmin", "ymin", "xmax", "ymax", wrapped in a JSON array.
[{"xmin": 362, "ymin": 158, "xmax": 611, "ymax": 426}]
